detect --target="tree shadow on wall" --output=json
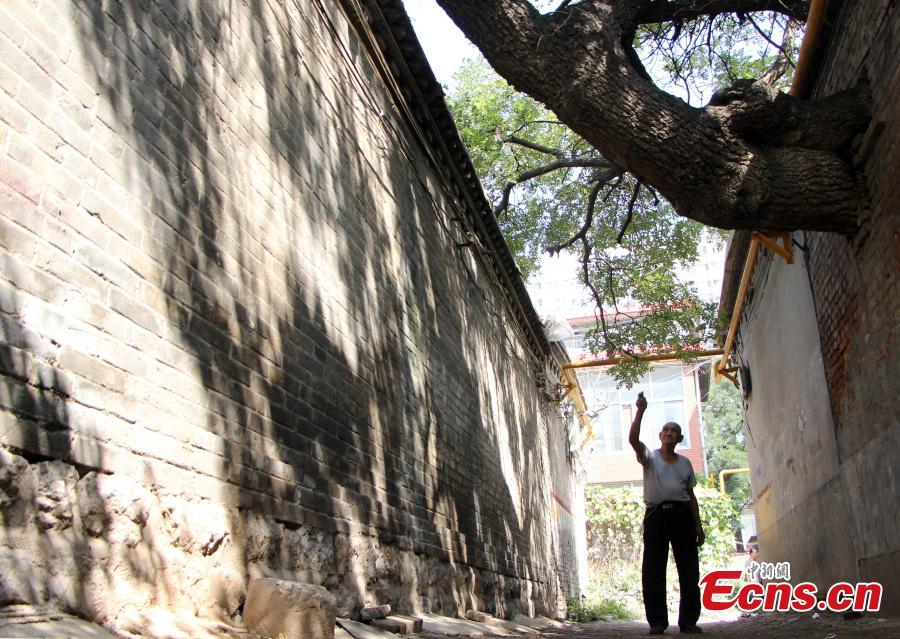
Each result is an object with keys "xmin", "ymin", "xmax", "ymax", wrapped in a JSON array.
[{"xmin": 69, "ymin": 0, "xmax": 560, "ymax": 620}]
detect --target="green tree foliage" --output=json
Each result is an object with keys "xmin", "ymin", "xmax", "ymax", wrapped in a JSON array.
[
  {"xmin": 702, "ymin": 381, "xmax": 752, "ymax": 507},
  {"xmin": 444, "ymin": 7, "xmax": 800, "ymax": 385},
  {"xmin": 447, "ymin": 59, "xmax": 719, "ymax": 386},
  {"xmin": 637, "ymin": 11, "xmax": 802, "ymax": 102}
]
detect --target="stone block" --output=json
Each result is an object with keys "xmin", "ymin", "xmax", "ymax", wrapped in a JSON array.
[
  {"xmin": 465, "ymin": 610, "xmax": 488, "ymax": 622},
  {"xmin": 511, "ymin": 613, "xmax": 566, "ymax": 629},
  {"xmin": 370, "ymin": 615, "xmax": 422, "ymax": 634},
  {"xmin": 243, "ymin": 578, "xmax": 335, "ymax": 639},
  {"xmin": 337, "ymin": 619, "xmax": 398, "ymax": 639},
  {"xmin": 464, "ymin": 610, "xmax": 539, "ymax": 635},
  {"xmin": 360, "ymin": 604, "xmax": 391, "ymax": 621}
]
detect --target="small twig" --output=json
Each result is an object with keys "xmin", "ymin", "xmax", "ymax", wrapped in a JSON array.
[
  {"xmin": 747, "ymin": 14, "xmax": 796, "ymax": 69},
  {"xmin": 616, "ymin": 181, "xmax": 642, "ymax": 244},
  {"xmin": 503, "ymin": 136, "xmax": 566, "ymax": 158},
  {"xmin": 547, "ymin": 180, "xmax": 605, "ymax": 254}
]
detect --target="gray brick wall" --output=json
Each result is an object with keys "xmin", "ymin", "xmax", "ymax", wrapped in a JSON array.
[{"xmin": 0, "ymin": 0, "xmax": 578, "ymax": 623}]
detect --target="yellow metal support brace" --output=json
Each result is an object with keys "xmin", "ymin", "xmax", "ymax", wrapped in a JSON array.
[
  {"xmin": 752, "ymin": 231, "xmax": 794, "ymax": 263},
  {"xmin": 715, "ymin": 364, "xmax": 740, "ymax": 386},
  {"xmin": 560, "ymin": 367, "xmax": 595, "ymax": 449}
]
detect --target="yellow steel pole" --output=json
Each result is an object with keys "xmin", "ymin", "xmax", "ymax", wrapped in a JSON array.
[
  {"xmin": 719, "ymin": 468, "xmax": 750, "ymax": 495},
  {"xmin": 564, "ymin": 348, "xmax": 724, "ymax": 371}
]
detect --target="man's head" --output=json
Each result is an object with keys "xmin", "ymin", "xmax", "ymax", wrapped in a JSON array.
[{"xmin": 659, "ymin": 422, "xmax": 684, "ymax": 444}]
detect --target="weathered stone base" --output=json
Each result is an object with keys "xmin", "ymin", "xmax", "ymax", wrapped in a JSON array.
[
  {"xmin": 244, "ymin": 578, "xmax": 336, "ymax": 639},
  {"xmin": 0, "ymin": 449, "xmax": 559, "ymax": 629}
]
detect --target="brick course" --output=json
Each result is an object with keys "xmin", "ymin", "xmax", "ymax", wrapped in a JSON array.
[
  {"xmin": 731, "ymin": 0, "xmax": 899, "ymax": 615},
  {"xmin": 802, "ymin": 1, "xmax": 900, "ymax": 611},
  {"xmin": 0, "ymin": 0, "xmax": 577, "ymax": 623}
]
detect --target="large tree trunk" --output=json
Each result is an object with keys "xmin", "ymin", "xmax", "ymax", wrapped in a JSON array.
[{"xmin": 436, "ymin": 0, "xmax": 868, "ymax": 234}]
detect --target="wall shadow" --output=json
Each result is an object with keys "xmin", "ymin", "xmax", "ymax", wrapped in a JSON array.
[{"xmin": 0, "ymin": 0, "xmax": 566, "ymax": 622}]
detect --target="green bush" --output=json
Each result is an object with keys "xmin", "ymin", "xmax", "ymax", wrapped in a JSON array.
[
  {"xmin": 582, "ymin": 483, "xmax": 740, "ymax": 617},
  {"xmin": 567, "ymin": 595, "xmax": 633, "ymax": 622},
  {"xmin": 585, "ymin": 484, "xmax": 738, "ymax": 573}
]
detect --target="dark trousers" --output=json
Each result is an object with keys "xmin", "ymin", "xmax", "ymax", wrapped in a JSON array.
[{"xmin": 642, "ymin": 502, "xmax": 701, "ymax": 629}]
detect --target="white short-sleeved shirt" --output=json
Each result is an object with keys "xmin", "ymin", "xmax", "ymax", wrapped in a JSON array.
[{"xmin": 640, "ymin": 448, "xmax": 697, "ymax": 506}]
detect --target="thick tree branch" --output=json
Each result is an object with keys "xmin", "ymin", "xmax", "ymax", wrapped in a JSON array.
[
  {"xmin": 579, "ymin": 240, "xmax": 636, "ymax": 359},
  {"xmin": 511, "ymin": 159, "xmax": 612, "ymax": 187},
  {"xmin": 711, "ymin": 80, "xmax": 870, "ymax": 150},
  {"xmin": 547, "ymin": 179, "xmax": 605, "ymax": 254},
  {"xmin": 493, "ymin": 184, "xmax": 514, "ymax": 218},
  {"xmin": 503, "ymin": 135, "xmax": 566, "ymax": 158},
  {"xmin": 746, "ymin": 14, "xmax": 795, "ymax": 70},
  {"xmin": 439, "ymin": 0, "xmax": 868, "ymax": 234},
  {"xmin": 760, "ymin": 18, "xmax": 801, "ymax": 84}
]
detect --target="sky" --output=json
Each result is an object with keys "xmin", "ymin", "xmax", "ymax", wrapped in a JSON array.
[{"xmin": 401, "ymin": 0, "xmax": 479, "ymax": 87}]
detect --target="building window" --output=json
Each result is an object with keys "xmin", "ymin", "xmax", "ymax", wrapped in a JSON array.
[{"xmin": 580, "ymin": 362, "xmax": 691, "ymax": 452}]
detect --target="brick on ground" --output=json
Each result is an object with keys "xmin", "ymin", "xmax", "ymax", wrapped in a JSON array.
[
  {"xmin": 337, "ymin": 618, "xmax": 400, "ymax": 639},
  {"xmin": 369, "ymin": 615, "xmax": 423, "ymax": 634},
  {"xmin": 360, "ymin": 604, "xmax": 391, "ymax": 621}
]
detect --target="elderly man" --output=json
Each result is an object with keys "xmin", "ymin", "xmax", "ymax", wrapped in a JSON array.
[{"xmin": 629, "ymin": 391, "xmax": 705, "ymax": 635}]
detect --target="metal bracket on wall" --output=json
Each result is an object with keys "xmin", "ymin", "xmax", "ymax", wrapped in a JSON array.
[
  {"xmin": 751, "ymin": 231, "xmax": 793, "ymax": 263},
  {"xmin": 716, "ymin": 364, "xmax": 740, "ymax": 387}
]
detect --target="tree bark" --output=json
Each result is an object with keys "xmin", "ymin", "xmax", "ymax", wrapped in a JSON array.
[{"xmin": 436, "ymin": 0, "xmax": 867, "ymax": 234}]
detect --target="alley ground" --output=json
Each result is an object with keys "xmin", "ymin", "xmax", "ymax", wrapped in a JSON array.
[
  {"xmin": 535, "ymin": 613, "xmax": 900, "ymax": 638},
  {"xmin": 2, "ymin": 605, "xmax": 899, "ymax": 638}
]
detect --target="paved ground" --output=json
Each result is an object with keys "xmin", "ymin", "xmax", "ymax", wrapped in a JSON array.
[
  {"xmin": 539, "ymin": 613, "xmax": 900, "ymax": 638},
  {"xmin": 1, "ymin": 605, "xmax": 897, "ymax": 638}
]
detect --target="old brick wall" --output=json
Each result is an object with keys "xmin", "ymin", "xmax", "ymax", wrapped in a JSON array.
[
  {"xmin": 803, "ymin": 0, "xmax": 899, "ymax": 610},
  {"xmin": 734, "ymin": 249, "xmax": 858, "ymax": 592},
  {"xmin": 732, "ymin": 0, "xmax": 899, "ymax": 614},
  {"xmin": 0, "ymin": 0, "xmax": 578, "ymax": 626}
]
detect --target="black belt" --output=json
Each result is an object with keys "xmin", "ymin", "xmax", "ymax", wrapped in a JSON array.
[{"xmin": 649, "ymin": 500, "xmax": 688, "ymax": 510}]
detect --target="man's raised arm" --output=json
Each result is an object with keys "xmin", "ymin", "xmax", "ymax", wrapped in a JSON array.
[{"xmin": 629, "ymin": 391, "xmax": 648, "ymax": 463}]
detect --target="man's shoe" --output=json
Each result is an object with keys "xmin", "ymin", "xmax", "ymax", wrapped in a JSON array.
[
  {"xmin": 648, "ymin": 627, "xmax": 666, "ymax": 635},
  {"xmin": 680, "ymin": 626, "xmax": 703, "ymax": 634}
]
